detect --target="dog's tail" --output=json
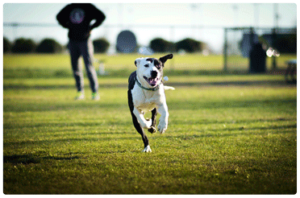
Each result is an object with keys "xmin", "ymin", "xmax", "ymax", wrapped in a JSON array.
[{"xmin": 164, "ymin": 86, "xmax": 175, "ymax": 91}]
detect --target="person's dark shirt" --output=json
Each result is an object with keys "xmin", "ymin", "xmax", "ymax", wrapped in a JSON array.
[{"xmin": 56, "ymin": 3, "xmax": 106, "ymax": 41}]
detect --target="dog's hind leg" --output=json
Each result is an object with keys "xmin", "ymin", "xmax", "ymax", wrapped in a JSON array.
[
  {"xmin": 128, "ymin": 90, "xmax": 151, "ymax": 152},
  {"xmin": 148, "ymin": 108, "xmax": 157, "ymax": 134},
  {"xmin": 131, "ymin": 112, "xmax": 151, "ymax": 152}
]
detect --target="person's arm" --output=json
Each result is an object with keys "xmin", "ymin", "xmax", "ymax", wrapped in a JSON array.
[
  {"xmin": 56, "ymin": 4, "xmax": 71, "ymax": 28},
  {"xmin": 90, "ymin": 5, "xmax": 106, "ymax": 30}
]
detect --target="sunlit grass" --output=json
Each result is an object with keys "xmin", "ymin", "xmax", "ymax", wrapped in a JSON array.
[
  {"xmin": 3, "ymin": 53, "xmax": 296, "ymax": 194},
  {"xmin": 3, "ymin": 85, "xmax": 296, "ymax": 194}
]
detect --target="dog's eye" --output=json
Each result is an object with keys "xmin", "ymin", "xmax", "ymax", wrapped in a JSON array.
[{"xmin": 144, "ymin": 64, "xmax": 149, "ymax": 68}]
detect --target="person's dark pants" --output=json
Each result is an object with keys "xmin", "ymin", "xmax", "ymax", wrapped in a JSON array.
[{"xmin": 68, "ymin": 39, "xmax": 98, "ymax": 93}]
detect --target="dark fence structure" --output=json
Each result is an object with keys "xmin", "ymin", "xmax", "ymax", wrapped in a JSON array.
[{"xmin": 224, "ymin": 27, "xmax": 296, "ymax": 72}]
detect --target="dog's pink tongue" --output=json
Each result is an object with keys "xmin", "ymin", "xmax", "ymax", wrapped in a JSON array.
[{"xmin": 149, "ymin": 78, "xmax": 156, "ymax": 86}]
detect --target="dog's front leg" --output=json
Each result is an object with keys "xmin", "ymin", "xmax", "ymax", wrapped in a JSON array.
[
  {"xmin": 133, "ymin": 107, "xmax": 152, "ymax": 129},
  {"xmin": 157, "ymin": 103, "xmax": 169, "ymax": 134}
]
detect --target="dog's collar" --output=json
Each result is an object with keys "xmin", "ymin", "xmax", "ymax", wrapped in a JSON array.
[{"xmin": 135, "ymin": 77, "xmax": 161, "ymax": 91}]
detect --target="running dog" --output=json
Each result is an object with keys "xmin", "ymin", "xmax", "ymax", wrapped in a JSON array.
[{"xmin": 127, "ymin": 54, "xmax": 174, "ymax": 152}]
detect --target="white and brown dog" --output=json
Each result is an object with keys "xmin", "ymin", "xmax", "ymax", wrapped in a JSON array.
[{"xmin": 127, "ymin": 54, "xmax": 174, "ymax": 152}]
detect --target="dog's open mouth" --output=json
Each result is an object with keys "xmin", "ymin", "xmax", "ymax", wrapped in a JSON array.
[{"xmin": 143, "ymin": 76, "xmax": 160, "ymax": 87}]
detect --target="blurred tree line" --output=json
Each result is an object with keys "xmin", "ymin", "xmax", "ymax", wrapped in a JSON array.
[
  {"xmin": 237, "ymin": 32, "xmax": 297, "ymax": 55},
  {"xmin": 3, "ymin": 37, "xmax": 110, "ymax": 54},
  {"xmin": 149, "ymin": 38, "xmax": 207, "ymax": 53},
  {"xmin": 3, "ymin": 36, "xmax": 206, "ymax": 54},
  {"xmin": 273, "ymin": 34, "xmax": 296, "ymax": 53}
]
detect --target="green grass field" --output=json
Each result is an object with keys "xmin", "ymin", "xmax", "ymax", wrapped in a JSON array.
[{"xmin": 3, "ymin": 53, "xmax": 297, "ymax": 194}]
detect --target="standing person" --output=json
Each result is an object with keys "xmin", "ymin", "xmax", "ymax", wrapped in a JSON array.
[{"xmin": 56, "ymin": 3, "xmax": 106, "ymax": 100}]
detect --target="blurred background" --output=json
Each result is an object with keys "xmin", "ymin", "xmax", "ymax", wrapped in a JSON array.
[{"xmin": 3, "ymin": 3, "xmax": 297, "ymax": 76}]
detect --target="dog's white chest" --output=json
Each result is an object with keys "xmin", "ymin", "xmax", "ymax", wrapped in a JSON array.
[
  {"xmin": 137, "ymin": 101, "xmax": 156, "ymax": 112},
  {"xmin": 131, "ymin": 84, "xmax": 163, "ymax": 112}
]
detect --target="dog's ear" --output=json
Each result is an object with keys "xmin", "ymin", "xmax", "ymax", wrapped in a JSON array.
[
  {"xmin": 134, "ymin": 59, "xmax": 141, "ymax": 67},
  {"xmin": 159, "ymin": 54, "xmax": 173, "ymax": 65}
]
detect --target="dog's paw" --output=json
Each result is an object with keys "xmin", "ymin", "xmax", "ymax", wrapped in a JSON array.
[
  {"xmin": 157, "ymin": 122, "xmax": 167, "ymax": 134},
  {"xmin": 142, "ymin": 145, "xmax": 152, "ymax": 153},
  {"xmin": 148, "ymin": 126, "xmax": 157, "ymax": 134}
]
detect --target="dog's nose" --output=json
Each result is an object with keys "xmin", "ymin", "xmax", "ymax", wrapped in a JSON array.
[{"xmin": 151, "ymin": 70, "xmax": 158, "ymax": 78}]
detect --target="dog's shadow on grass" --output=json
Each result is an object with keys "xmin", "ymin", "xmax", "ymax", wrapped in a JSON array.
[{"xmin": 4, "ymin": 154, "xmax": 80, "ymax": 165}]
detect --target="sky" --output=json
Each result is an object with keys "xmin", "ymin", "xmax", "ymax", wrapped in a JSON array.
[{"xmin": 2, "ymin": 2, "xmax": 297, "ymax": 53}]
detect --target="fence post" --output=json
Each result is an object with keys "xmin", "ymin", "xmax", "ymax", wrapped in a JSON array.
[
  {"xmin": 249, "ymin": 27, "xmax": 254, "ymax": 73},
  {"xmin": 223, "ymin": 28, "xmax": 228, "ymax": 72},
  {"xmin": 271, "ymin": 28, "xmax": 277, "ymax": 70},
  {"xmin": 250, "ymin": 27, "xmax": 254, "ymax": 48},
  {"xmin": 170, "ymin": 25, "xmax": 175, "ymax": 70}
]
